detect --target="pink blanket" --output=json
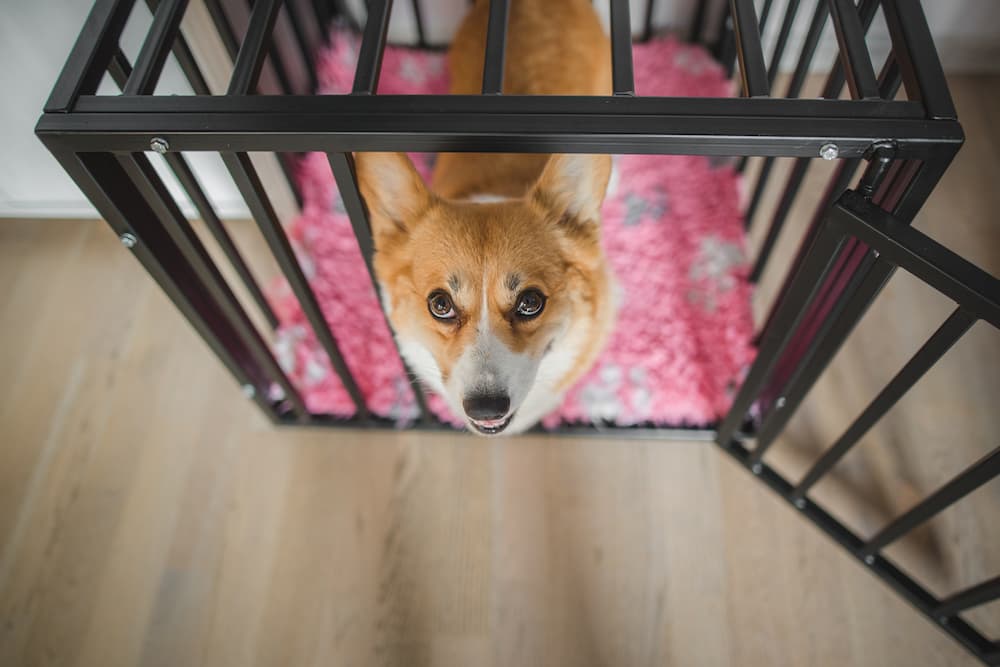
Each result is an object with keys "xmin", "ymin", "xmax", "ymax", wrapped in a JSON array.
[{"xmin": 269, "ymin": 27, "xmax": 755, "ymax": 428}]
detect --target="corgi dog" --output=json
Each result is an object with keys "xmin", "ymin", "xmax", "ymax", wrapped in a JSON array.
[{"xmin": 356, "ymin": 0, "xmax": 615, "ymax": 435}]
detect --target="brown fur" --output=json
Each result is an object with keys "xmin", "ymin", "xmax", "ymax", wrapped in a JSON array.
[
  {"xmin": 433, "ymin": 0, "xmax": 612, "ymax": 199},
  {"xmin": 355, "ymin": 0, "xmax": 615, "ymax": 411}
]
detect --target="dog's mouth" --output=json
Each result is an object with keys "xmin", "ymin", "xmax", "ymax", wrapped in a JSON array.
[{"xmin": 468, "ymin": 413, "xmax": 514, "ymax": 435}]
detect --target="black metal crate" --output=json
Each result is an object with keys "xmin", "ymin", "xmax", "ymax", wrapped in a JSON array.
[{"xmin": 36, "ymin": 1, "xmax": 999, "ymax": 663}]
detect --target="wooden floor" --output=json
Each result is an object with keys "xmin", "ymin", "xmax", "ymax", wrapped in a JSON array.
[{"xmin": 1, "ymin": 76, "xmax": 998, "ymax": 666}]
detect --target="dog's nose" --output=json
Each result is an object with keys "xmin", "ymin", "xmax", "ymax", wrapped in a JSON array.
[{"xmin": 463, "ymin": 394, "xmax": 510, "ymax": 421}]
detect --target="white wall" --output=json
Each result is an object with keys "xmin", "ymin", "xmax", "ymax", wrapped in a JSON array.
[
  {"xmin": 0, "ymin": 0, "xmax": 248, "ymax": 219},
  {"xmin": 4, "ymin": 0, "xmax": 999, "ymax": 220}
]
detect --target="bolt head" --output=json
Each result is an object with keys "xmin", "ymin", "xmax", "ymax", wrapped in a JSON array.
[
  {"xmin": 864, "ymin": 554, "xmax": 875, "ymax": 565},
  {"xmin": 873, "ymin": 250, "xmax": 881, "ymax": 259},
  {"xmin": 751, "ymin": 462, "xmax": 763, "ymax": 475},
  {"xmin": 150, "ymin": 137, "xmax": 169, "ymax": 154},
  {"xmin": 242, "ymin": 384, "xmax": 256, "ymax": 399},
  {"xmin": 775, "ymin": 397, "xmax": 787, "ymax": 409},
  {"xmin": 793, "ymin": 497, "xmax": 806, "ymax": 509},
  {"xmin": 119, "ymin": 232, "xmax": 137, "ymax": 248},
  {"xmin": 819, "ymin": 143, "xmax": 839, "ymax": 160}
]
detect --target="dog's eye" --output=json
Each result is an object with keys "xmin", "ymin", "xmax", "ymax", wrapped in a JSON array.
[
  {"xmin": 515, "ymin": 289, "xmax": 546, "ymax": 319},
  {"xmin": 428, "ymin": 291, "xmax": 457, "ymax": 320}
]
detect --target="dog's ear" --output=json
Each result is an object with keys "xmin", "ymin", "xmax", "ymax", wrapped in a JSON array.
[
  {"xmin": 354, "ymin": 152, "xmax": 433, "ymax": 246},
  {"xmin": 531, "ymin": 154, "xmax": 612, "ymax": 227}
]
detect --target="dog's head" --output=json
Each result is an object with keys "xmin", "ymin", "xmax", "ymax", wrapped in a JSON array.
[{"xmin": 356, "ymin": 152, "xmax": 612, "ymax": 435}]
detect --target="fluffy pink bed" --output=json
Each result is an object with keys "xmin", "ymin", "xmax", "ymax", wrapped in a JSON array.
[{"xmin": 268, "ymin": 27, "xmax": 755, "ymax": 428}]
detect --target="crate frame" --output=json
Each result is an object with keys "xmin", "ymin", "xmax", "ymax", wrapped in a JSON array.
[{"xmin": 36, "ymin": 1, "xmax": 999, "ymax": 663}]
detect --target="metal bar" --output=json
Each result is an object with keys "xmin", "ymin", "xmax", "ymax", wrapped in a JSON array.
[
  {"xmin": 221, "ymin": 151, "xmax": 370, "ymax": 418},
  {"xmin": 752, "ymin": 158, "xmax": 861, "ymax": 337},
  {"xmin": 125, "ymin": 0, "xmax": 190, "ymax": 95},
  {"xmin": 729, "ymin": 0, "xmax": 769, "ymax": 97},
  {"xmin": 786, "ymin": 0, "xmax": 829, "ymax": 98},
  {"xmin": 327, "ymin": 152, "xmax": 432, "ymax": 423},
  {"xmin": 277, "ymin": 153, "xmax": 304, "ymax": 211},
  {"xmin": 326, "ymin": 154, "xmax": 376, "ymax": 279},
  {"xmin": 792, "ymin": 307, "xmax": 976, "ymax": 500},
  {"xmin": 890, "ymin": 153, "xmax": 962, "ymax": 226},
  {"xmin": 109, "ymin": 47, "xmax": 133, "ymax": 89},
  {"xmin": 642, "ymin": 0, "xmax": 655, "ymax": 42},
  {"xmin": 746, "ymin": 155, "xmax": 910, "ymax": 438},
  {"xmin": 228, "ymin": 0, "xmax": 283, "ymax": 95},
  {"xmin": 750, "ymin": 148, "xmax": 961, "ymax": 461},
  {"xmin": 45, "ymin": 0, "xmax": 136, "ymax": 112},
  {"xmin": 39, "ymin": 96, "xmax": 957, "ymax": 159},
  {"xmin": 263, "ymin": 11, "xmax": 295, "ymax": 96},
  {"xmin": 332, "ymin": 0, "xmax": 363, "ymax": 32},
  {"xmin": 163, "ymin": 152, "xmax": 281, "ymax": 329},
  {"xmin": 203, "ymin": 0, "xmax": 293, "ymax": 95},
  {"xmin": 105, "ymin": 49, "xmax": 281, "ymax": 326},
  {"xmin": 827, "ymin": 0, "xmax": 880, "ymax": 99},
  {"xmin": 289, "ymin": 0, "xmax": 324, "ymax": 55},
  {"xmin": 862, "ymin": 447, "xmax": 1000, "ymax": 557},
  {"xmin": 717, "ymin": 440, "xmax": 998, "ymax": 666},
  {"xmin": 410, "ymin": 0, "xmax": 427, "ymax": 48},
  {"xmin": 780, "ymin": 158, "xmax": 861, "ymax": 291},
  {"xmin": 335, "ymin": 0, "xmax": 364, "ymax": 32},
  {"xmin": 767, "ymin": 0, "xmax": 800, "ymax": 87},
  {"xmin": 716, "ymin": 216, "xmax": 846, "ymax": 446},
  {"xmin": 757, "ymin": 0, "xmax": 775, "ymax": 34},
  {"xmin": 62, "ymin": 92, "xmax": 930, "ymax": 118},
  {"xmin": 285, "ymin": 0, "xmax": 319, "ymax": 92},
  {"xmin": 750, "ymin": 247, "xmax": 891, "ymax": 462},
  {"xmin": 48, "ymin": 148, "xmax": 283, "ymax": 422},
  {"xmin": 313, "ymin": 0, "xmax": 332, "ymax": 33},
  {"xmin": 610, "ymin": 0, "xmax": 636, "ymax": 96},
  {"xmin": 352, "ymin": 0, "xmax": 393, "ymax": 94},
  {"xmin": 836, "ymin": 191, "xmax": 999, "ymax": 327},
  {"xmin": 738, "ymin": 0, "xmax": 824, "ymax": 174},
  {"xmin": 118, "ymin": 152, "xmax": 308, "ymax": 417},
  {"xmin": 203, "ymin": 0, "xmax": 240, "ymax": 60},
  {"xmin": 718, "ymin": 8, "xmax": 738, "ymax": 75},
  {"xmin": 748, "ymin": 0, "xmax": 875, "ymax": 240},
  {"xmin": 935, "ymin": 576, "xmax": 1000, "ymax": 618},
  {"xmin": 482, "ymin": 0, "xmax": 510, "ymax": 95},
  {"xmin": 820, "ymin": 0, "xmax": 880, "ymax": 98},
  {"xmin": 752, "ymin": 159, "xmax": 913, "ymax": 437},
  {"xmin": 160, "ymin": 28, "xmax": 211, "ymax": 95},
  {"xmin": 881, "ymin": 0, "xmax": 956, "ymax": 119},
  {"xmin": 878, "ymin": 53, "xmax": 903, "ymax": 100},
  {"xmin": 192, "ymin": 1, "xmax": 303, "ymax": 206},
  {"xmin": 688, "ymin": 0, "xmax": 708, "ymax": 43},
  {"xmin": 762, "ymin": 152, "xmax": 953, "ymax": 404},
  {"xmin": 744, "ymin": 156, "xmax": 775, "ymax": 230},
  {"xmin": 750, "ymin": 157, "xmax": 809, "ymax": 281}
]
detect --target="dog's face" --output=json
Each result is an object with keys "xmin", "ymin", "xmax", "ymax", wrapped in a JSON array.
[{"xmin": 357, "ymin": 152, "xmax": 611, "ymax": 435}]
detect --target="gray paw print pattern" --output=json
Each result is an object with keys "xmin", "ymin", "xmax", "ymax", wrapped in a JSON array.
[
  {"xmin": 388, "ymin": 376, "xmax": 419, "ymax": 423},
  {"xmin": 579, "ymin": 364, "xmax": 623, "ymax": 422},
  {"xmin": 623, "ymin": 188, "xmax": 669, "ymax": 226},
  {"xmin": 578, "ymin": 364, "xmax": 654, "ymax": 422},
  {"xmin": 274, "ymin": 325, "xmax": 307, "ymax": 375},
  {"xmin": 686, "ymin": 235, "xmax": 745, "ymax": 312}
]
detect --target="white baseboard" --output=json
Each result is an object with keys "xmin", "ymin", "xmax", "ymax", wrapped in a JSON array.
[{"xmin": 0, "ymin": 197, "xmax": 249, "ymax": 221}]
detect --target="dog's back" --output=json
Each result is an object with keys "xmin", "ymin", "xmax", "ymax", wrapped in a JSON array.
[{"xmin": 431, "ymin": 0, "xmax": 611, "ymax": 199}]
